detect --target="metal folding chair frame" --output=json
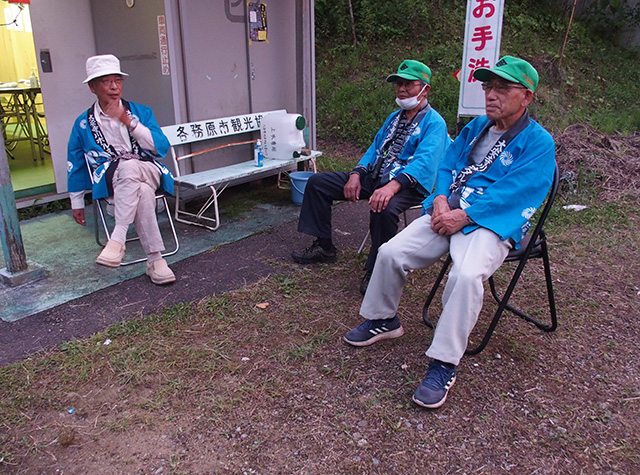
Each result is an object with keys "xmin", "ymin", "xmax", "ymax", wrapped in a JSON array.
[
  {"xmin": 93, "ymin": 194, "xmax": 180, "ymax": 266},
  {"xmin": 422, "ymin": 165, "xmax": 559, "ymax": 355},
  {"xmin": 86, "ymin": 158, "xmax": 180, "ymax": 266}
]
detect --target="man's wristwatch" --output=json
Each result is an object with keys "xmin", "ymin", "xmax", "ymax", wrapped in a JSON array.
[{"xmin": 128, "ymin": 118, "xmax": 139, "ymax": 131}]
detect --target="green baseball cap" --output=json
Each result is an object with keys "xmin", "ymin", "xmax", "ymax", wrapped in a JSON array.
[
  {"xmin": 386, "ymin": 60, "xmax": 432, "ymax": 84},
  {"xmin": 473, "ymin": 56, "xmax": 539, "ymax": 92}
]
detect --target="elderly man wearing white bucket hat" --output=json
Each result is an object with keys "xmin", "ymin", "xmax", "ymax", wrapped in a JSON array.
[{"xmin": 67, "ymin": 54, "xmax": 176, "ymax": 285}]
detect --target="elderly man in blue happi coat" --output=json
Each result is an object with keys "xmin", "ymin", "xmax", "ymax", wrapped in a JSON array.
[
  {"xmin": 344, "ymin": 56, "xmax": 557, "ymax": 409},
  {"xmin": 292, "ymin": 60, "xmax": 450, "ymax": 295},
  {"xmin": 67, "ymin": 54, "xmax": 176, "ymax": 285}
]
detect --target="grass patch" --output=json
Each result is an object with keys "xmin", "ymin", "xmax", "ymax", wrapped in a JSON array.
[{"xmin": 1, "ymin": 197, "xmax": 639, "ymax": 471}]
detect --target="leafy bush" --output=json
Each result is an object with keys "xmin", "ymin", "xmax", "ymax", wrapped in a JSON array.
[{"xmin": 315, "ymin": 0, "xmax": 640, "ymax": 149}]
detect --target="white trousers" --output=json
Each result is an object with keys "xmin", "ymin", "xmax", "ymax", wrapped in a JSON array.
[
  {"xmin": 111, "ymin": 159, "xmax": 164, "ymax": 254},
  {"xmin": 359, "ymin": 214, "xmax": 510, "ymax": 365}
]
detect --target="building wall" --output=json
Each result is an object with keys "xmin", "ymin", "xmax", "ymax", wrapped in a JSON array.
[
  {"xmin": 24, "ymin": 0, "xmax": 316, "ymax": 195},
  {"xmin": 29, "ymin": 0, "xmax": 97, "ymax": 194},
  {"xmin": 91, "ymin": 0, "xmax": 175, "ymax": 127},
  {"xmin": 175, "ymin": 0, "xmax": 315, "ymax": 171}
]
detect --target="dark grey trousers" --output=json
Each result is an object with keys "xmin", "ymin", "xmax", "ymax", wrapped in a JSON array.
[{"xmin": 297, "ymin": 171, "xmax": 424, "ymax": 271}]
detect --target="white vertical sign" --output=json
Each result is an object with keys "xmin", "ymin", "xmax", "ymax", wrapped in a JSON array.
[{"xmin": 458, "ymin": 0, "xmax": 505, "ymax": 117}]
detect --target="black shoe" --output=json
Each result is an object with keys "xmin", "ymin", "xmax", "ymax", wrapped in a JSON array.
[
  {"xmin": 359, "ymin": 269, "xmax": 373, "ymax": 295},
  {"xmin": 412, "ymin": 360, "xmax": 457, "ymax": 409},
  {"xmin": 291, "ymin": 239, "xmax": 338, "ymax": 264}
]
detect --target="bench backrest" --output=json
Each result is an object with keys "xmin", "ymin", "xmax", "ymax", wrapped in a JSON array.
[
  {"xmin": 162, "ymin": 109, "xmax": 286, "ymax": 146},
  {"xmin": 161, "ymin": 109, "xmax": 286, "ymax": 177}
]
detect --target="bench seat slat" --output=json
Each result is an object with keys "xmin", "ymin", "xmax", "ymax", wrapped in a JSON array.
[
  {"xmin": 174, "ymin": 151, "xmax": 322, "ymax": 190},
  {"xmin": 175, "ymin": 158, "xmax": 295, "ymax": 190}
]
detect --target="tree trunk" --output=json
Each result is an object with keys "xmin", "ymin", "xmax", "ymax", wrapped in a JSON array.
[{"xmin": 348, "ymin": 0, "xmax": 357, "ymax": 46}]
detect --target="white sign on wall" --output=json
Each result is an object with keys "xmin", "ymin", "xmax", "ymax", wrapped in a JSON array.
[
  {"xmin": 162, "ymin": 110, "xmax": 285, "ymax": 146},
  {"xmin": 157, "ymin": 15, "xmax": 170, "ymax": 76},
  {"xmin": 458, "ymin": 0, "xmax": 505, "ymax": 117}
]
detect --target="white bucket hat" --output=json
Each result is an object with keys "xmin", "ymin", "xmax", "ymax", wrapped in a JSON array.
[{"xmin": 83, "ymin": 54, "xmax": 129, "ymax": 84}]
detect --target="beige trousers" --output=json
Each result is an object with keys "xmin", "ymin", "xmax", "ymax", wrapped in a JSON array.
[
  {"xmin": 359, "ymin": 214, "xmax": 510, "ymax": 365},
  {"xmin": 111, "ymin": 159, "xmax": 164, "ymax": 254}
]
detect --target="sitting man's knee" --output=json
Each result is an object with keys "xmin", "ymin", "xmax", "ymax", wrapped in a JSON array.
[
  {"xmin": 452, "ymin": 265, "xmax": 483, "ymax": 286},
  {"xmin": 306, "ymin": 172, "xmax": 326, "ymax": 188},
  {"xmin": 377, "ymin": 205, "xmax": 398, "ymax": 219},
  {"xmin": 376, "ymin": 240, "xmax": 396, "ymax": 264},
  {"xmin": 370, "ymin": 205, "xmax": 401, "ymax": 230}
]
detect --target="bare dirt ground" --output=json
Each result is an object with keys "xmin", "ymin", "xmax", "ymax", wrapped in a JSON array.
[{"xmin": 1, "ymin": 128, "xmax": 639, "ymax": 474}]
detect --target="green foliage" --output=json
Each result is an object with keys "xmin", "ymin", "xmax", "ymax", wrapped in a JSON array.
[
  {"xmin": 315, "ymin": 0, "xmax": 465, "ymax": 47},
  {"xmin": 315, "ymin": 0, "xmax": 640, "ymax": 146},
  {"xmin": 18, "ymin": 199, "xmax": 70, "ymax": 221},
  {"xmin": 582, "ymin": 0, "xmax": 640, "ymax": 35}
]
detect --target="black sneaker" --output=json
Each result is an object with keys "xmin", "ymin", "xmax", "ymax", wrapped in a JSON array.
[
  {"xmin": 412, "ymin": 360, "xmax": 457, "ymax": 409},
  {"xmin": 359, "ymin": 269, "xmax": 373, "ymax": 296},
  {"xmin": 291, "ymin": 239, "xmax": 337, "ymax": 264},
  {"xmin": 343, "ymin": 315, "xmax": 404, "ymax": 347}
]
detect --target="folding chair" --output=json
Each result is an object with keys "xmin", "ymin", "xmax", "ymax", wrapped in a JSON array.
[
  {"xmin": 422, "ymin": 165, "xmax": 559, "ymax": 355},
  {"xmin": 86, "ymin": 159, "xmax": 180, "ymax": 266}
]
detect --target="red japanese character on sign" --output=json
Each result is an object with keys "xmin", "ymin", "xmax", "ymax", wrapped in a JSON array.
[
  {"xmin": 473, "ymin": 0, "xmax": 496, "ymax": 18},
  {"xmin": 467, "ymin": 57, "xmax": 491, "ymax": 82},
  {"xmin": 472, "ymin": 25, "xmax": 493, "ymax": 51}
]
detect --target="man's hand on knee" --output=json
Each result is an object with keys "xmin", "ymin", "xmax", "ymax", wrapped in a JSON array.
[
  {"xmin": 431, "ymin": 194, "xmax": 451, "ymax": 220},
  {"xmin": 431, "ymin": 208, "xmax": 468, "ymax": 236},
  {"xmin": 369, "ymin": 180, "xmax": 401, "ymax": 212},
  {"xmin": 343, "ymin": 173, "xmax": 362, "ymax": 202}
]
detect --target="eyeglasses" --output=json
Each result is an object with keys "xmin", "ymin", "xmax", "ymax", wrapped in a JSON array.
[
  {"xmin": 481, "ymin": 82, "xmax": 527, "ymax": 93},
  {"xmin": 97, "ymin": 77, "xmax": 124, "ymax": 87},
  {"xmin": 394, "ymin": 80, "xmax": 424, "ymax": 90}
]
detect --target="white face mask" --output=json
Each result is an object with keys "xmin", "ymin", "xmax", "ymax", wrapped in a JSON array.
[{"xmin": 395, "ymin": 83, "xmax": 428, "ymax": 110}]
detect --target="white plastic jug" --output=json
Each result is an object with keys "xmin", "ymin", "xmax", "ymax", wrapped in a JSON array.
[{"xmin": 260, "ymin": 112, "xmax": 306, "ymax": 159}]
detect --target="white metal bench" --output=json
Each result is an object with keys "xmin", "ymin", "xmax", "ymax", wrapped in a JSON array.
[{"xmin": 161, "ymin": 110, "xmax": 320, "ymax": 231}]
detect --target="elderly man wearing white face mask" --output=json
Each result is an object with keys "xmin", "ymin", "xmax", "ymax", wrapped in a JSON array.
[{"xmin": 292, "ymin": 60, "xmax": 450, "ymax": 295}]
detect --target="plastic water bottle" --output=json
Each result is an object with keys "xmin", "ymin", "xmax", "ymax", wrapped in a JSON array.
[
  {"xmin": 254, "ymin": 139, "xmax": 263, "ymax": 167},
  {"xmin": 29, "ymin": 68, "xmax": 39, "ymax": 88}
]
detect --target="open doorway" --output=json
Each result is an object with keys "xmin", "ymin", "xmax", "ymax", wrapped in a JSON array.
[{"xmin": 1, "ymin": 0, "xmax": 54, "ymax": 198}]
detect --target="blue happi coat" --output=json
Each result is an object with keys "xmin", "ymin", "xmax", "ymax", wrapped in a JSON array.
[
  {"xmin": 356, "ymin": 107, "xmax": 450, "ymax": 194},
  {"xmin": 67, "ymin": 101, "xmax": 174, "ymax": 200},
  {"xmin": 423, "ymin": 114, "xmax": 556, "ymax": 247}
]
